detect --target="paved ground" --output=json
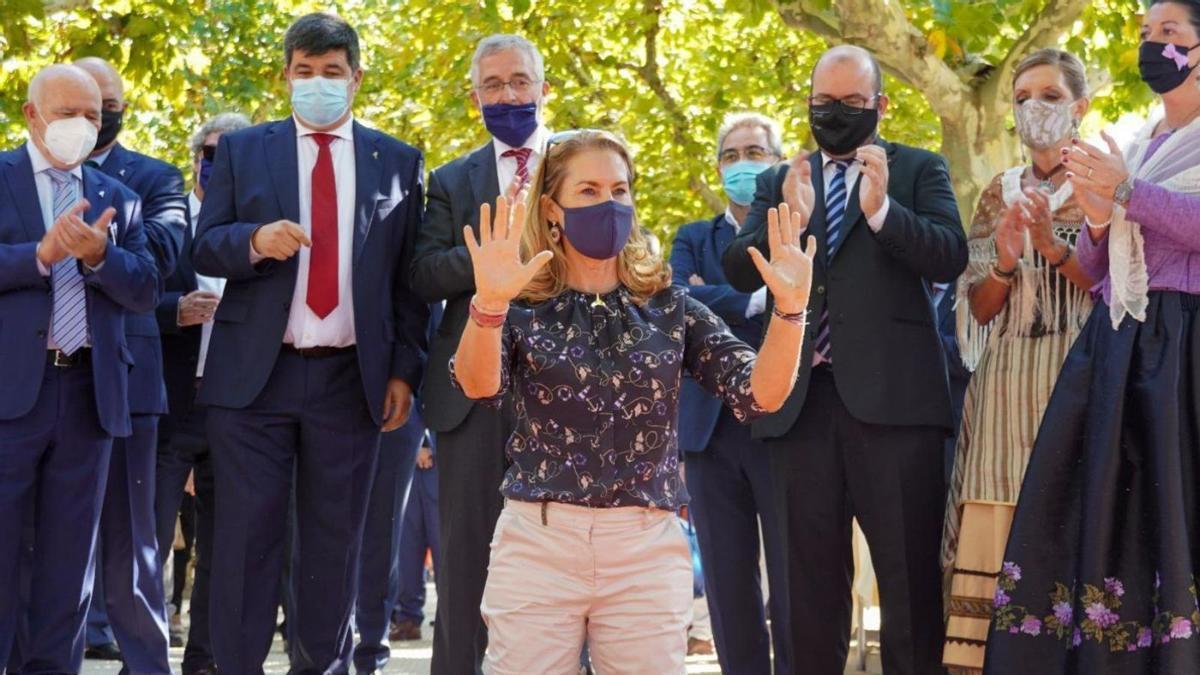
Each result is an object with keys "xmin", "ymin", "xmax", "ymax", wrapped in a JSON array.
[{"xmin": 80, "ymin": 583, "xmax": 882, "ymax": 674}]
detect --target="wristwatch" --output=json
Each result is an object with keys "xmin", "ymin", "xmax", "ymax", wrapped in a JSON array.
[{"xmin": 1114, "ymin": 177, "xmax": 1135, "ymax": 208}]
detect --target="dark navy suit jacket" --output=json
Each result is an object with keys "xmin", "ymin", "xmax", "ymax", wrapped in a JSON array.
[
  {"xmin": 0, "ymin": 144, "xmax": 160, "ymax": 437},
  {"xmin": 98, "ymin": 142, "xmax": 187, "ymax": 416},
  {"xmin": 670, "ymin": 214, "xmax": 764, "ymax": 453},
  {"xmin": 191, "ymin": 118, "xmax": 429, "ymax": 425},
  {"xmin": 409, "ymin": 141, "xmax": 500, "ymax": 434},
  {"xmin": 935, "ymin": 284, "xmax": 970, "ymax": 429},
  {"xmin": 157, "ymin": 197, "xmax": 202, "ymax": 423}
]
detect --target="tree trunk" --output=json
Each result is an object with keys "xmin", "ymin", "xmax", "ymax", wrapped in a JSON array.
[{"xmin": 938, "ymin": 96, "xmax": 1018, "ymax": 226}]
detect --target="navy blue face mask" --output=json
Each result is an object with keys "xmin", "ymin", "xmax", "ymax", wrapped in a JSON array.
[
  {"xmin": 482, "ymin": 102, "xmax": 539, "ymax": 147},
  {"xmin": 558, "ymin": 200, "xmax": 635, "ymax": 260}
]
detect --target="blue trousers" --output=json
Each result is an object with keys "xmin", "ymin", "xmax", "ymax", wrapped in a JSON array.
[
  {"xmin": 207, "ymin": 350, "xmax": 380, "ymax": 675},
  {"xmin": 394, "ymin": 464, "xmax": 439, "ymax": 625},
  {"xmin": 684, "ymin": 409, "xmax": 791, "ymax": 675},
  {"xmin": 0, "ymin": 363, "xmax": 113, "ymax": 674},
  {"xmin": 352, "ymin": 415, "xmax": 424, "ymax": 673},
  {"xmin": 155, "ymin": 401, "xmax": 215, "ymax": 674},
  {"xmin": 86, "ymin": 413, "xmax": 171, "ymax": 674}
]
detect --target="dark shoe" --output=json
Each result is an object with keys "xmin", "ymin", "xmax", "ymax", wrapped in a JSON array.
[
  {"xmin": 85, "ymin": 643, "xmax": 124, "ymax": 661},
  {"xmin": 183, "ymin": 666, "xmax": 218, "ymax": 675},
  {"xmin": 389, "ymin": 619, "xmax": 422, "ymax": 641}
]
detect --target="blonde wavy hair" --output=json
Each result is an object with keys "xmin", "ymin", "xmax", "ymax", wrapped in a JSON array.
[{"xmin": 518, "ymin": 130, "xmax": 672, "ymax": 304}]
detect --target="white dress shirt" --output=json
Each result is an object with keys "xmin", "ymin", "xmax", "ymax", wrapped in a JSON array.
[
  {"xmin": 819, "ymin": 152, "xmax": 890, "ymax": 232},
  {"xmin": 189, "ymin": 191, "xmax": 226, "ymax": 376},
  {"xmin": 494, "ymin": 125, "xmax": 550, "ymax": 194},
  {"xmin": 257, "ymin": 115, "xmax": 358, "ymax": 348}
]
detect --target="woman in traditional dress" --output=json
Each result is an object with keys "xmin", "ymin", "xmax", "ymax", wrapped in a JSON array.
[
  {"xmin": 941, "ymin": 48, "xmax": 1096, "ymax": 674},
  {"xmin": 985, "ymin": 1, "xmax": 1200, "ymax": 672}
]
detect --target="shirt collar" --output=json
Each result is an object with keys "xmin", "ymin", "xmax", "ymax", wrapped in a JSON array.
[
  {"xmin": 294, "ymin": 114, "xmax": 355, "ymax": 142},
  {"xmin": 188, "ymin": 190, "xmax": 202, "ymax": 225},
  {"xmin": 723, "ymin": 207, "xmax": 740, "ymax": 231},
  {"xmin": 494, "ymin": 124, "xmax": 550, "ymax": 157},
  {"xmin": 26, "ymin": 139, "xmax": 83, "ymax": 181},
  {"xmin": 820, "ymin": 151, "xmax": 858, "ymax": 171},
  {"xmin": 89, "ymin": 146, "xmax": 114, "ymax": 168}
]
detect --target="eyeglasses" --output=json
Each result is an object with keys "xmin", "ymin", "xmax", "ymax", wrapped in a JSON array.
[
  {"xmin": 808, "ymin": 94, "xmax": 880, "ymax": 116},
  {"xmin": 719, "ymin": 145, "xmax": 779, "ymax": 165},
  {"xmin": 475, "ymin": 76, "xmax": 541, "ymax": 97},
  {"xmin": 200, "ymin": 144, "xmax": 217, "ymax": 161}
]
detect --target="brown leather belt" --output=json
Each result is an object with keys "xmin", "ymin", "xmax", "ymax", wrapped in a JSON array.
[
  {"xmin": 281, "ymin": 344, "xmax": 355, "ymax": 359},
  {"xmin": 47, "ymin": 348, "xmax": 91, "ymax": 368}
]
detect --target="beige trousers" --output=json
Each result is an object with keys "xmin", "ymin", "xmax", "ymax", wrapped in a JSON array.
[{"xmin": 481, "ymin": 500, "xmax": 693, "ymax": 675}]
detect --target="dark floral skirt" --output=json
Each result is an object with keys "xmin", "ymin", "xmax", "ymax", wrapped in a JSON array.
[{"xmin": 984, "ymin": 292, "xmax": 1200, "ymax": 674}]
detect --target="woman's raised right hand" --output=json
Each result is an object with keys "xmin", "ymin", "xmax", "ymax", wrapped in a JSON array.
[
  {"xmin": 994, "ymin": 201, "xmax": 1025, "ymax": 272},
  {"xmin": 465, "ymin": 192, "xmax": 554, "ymax": 310}
]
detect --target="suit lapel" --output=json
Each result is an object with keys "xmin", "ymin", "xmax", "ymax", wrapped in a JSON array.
[
  {"xmin": 3, "ymin": 147, "xmax": 47, "ymax": 242},
  {"xmin": 807, "ymin": 152, "xmax": 828, "ymax": 262},
  {"xmin": 99, "ymin": 143, "xmax": 134, "ymax": 185},
  {"xmin": 468, "ymin": 141, "xmax": 499, "ymax": 217},
  {"xmin": 82, "ymin": 165, "xmax": 118, "ymax": 241},
  {"xmin": 265, "ymin": 119, "xmax": 300, "ymax": 224},
  {"xmin": 352, "ymin": 122, "xmax": 381, "ymax": 262}
]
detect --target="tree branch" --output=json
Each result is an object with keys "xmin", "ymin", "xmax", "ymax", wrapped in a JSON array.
[
  {"xmin": 774, "ymin": 0, "xmax": 972, "ymax": 123},
  {"xmin": 632, "ymin": 0, "xmax": 724, "ymax": 213},
  {"xmin": 995, "ymin": 0, "xmax": 1092, "ymax": 96}
]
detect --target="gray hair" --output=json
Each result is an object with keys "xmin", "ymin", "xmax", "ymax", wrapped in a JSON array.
[
  {"xmin": 469, "ymin": 34, "xmax": 544, "ymax": 87},
  {"xmin": 716, "ymin": 112, "xmax": 784, "ymax": 160},
  {"xmin": 190, "ymin": 112, "xmax": 252, "ymax": 156}
]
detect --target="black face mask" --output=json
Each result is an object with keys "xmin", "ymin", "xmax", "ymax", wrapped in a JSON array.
[
  {"xmin": 1139, "ymin": 41, "xmax": 1199, "ymax": 95},
  {"xmin": 809, "ymin": 101, "xmax": 879, "ymax": 157},
  {"xmin": 96, "ymin": 108, "xmax": 124, "ymax": 149}
]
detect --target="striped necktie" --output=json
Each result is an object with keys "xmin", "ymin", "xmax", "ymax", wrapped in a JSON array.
[
  {"xmin": 46, "ymin": 168, "xmax": 89, "ymax": 355},
  {"xmin": 813, "ymin": 161, "xmax": 849, "ymax": 364},
  {"xmin": 502, "ymin": 147, "xmax": 533, "ymax": 187}
]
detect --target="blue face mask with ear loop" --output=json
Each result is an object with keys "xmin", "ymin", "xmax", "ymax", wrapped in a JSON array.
[
  {"xmin": 291, "ymin": 76, "xmax": 351, "ymax": 127},
  {"xmin": 721, "ymin": 160, "xmax": 773, "ymax": 206}
]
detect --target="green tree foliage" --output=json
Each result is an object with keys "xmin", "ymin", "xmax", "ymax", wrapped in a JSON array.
[{"xmin": 0, "ymin": 0, "xmax": 1148, "ymax": 241}]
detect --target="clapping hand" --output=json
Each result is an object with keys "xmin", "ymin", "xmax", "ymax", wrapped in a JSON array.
[
  {"xmin": 994, "ymin": 201, "xmax": 1025, "ymax": 272},
  {"xmin": 746, "ymin": 202, "xmax": 818, "ymax": 315},
  {"xmin": 780, "ymin": 152, "xmax": 815, "ymax": 230},
  {"xmin": 1064, "ymin": 132, "xmax": 1128, "ymax": 224},
  {"xmin": 856, "ymin": 145, "xmax": 889, "ymax": 219},
  {"xmin": 44, "ymin": 199, "xmax": 116, "ymax": 268},
  {"xmin": 465, "ymin": 192, "xmax": 554, "ymax": 311}
]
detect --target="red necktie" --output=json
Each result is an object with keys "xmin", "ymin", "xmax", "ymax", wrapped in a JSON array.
[
  {"xmin": 502, "ymin": 147, "xmax": 532, "ymax": 187},
  {"xmin": 307, "ymin": 133, "xmax": 338, "ymax": 319}
]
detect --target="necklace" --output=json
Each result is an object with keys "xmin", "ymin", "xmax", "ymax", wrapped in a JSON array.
[
  {"xmin": 591, "ymin": 293, "xmax": 605, "ymax": 308},
  {"xmin": 1031, "ymin": 162, "xmax": 1067, "ymax": 193}
]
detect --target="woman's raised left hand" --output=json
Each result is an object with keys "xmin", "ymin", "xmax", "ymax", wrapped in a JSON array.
[{"xmin": 747, "ymin": 202, "xmax": 818, "ymax": 315}]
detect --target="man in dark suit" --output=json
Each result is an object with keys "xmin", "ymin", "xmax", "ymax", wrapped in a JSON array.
[
  {"xmin": 153, "ymin": 111, "xmax": 251, "ymax": 675},
  {"xmin": 191, "ymin": 13, "xmax": 428, "ymax": 674},
  {"xmin": 409, "ymin": 33, "xmax": 550, "ymax": 675},
  {"xmin": 672, "ymin": 112, "xmax": 790, "ymax": 675},
  {"xmin": 722, "ymin": 45, "xmax": 967, "ymax": 675},
  {"xmin": 353, "ymin": 301, "xmax": 441, "ymax": 674},
  {"xmin": 74, "ymin": 56, "xmax": 187, "ymax": 672},
  {"xmin": 0, "ymin": 64, "xmax": 159, "ymax": 673}
]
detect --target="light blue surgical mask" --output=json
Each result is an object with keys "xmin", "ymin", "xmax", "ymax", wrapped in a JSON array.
[
  {"xmin": 721, "ymin": 160, "xmax": 772, "ymax": 206},
  {"xmin": 291, "ymin": 76, "xmax": 351, "ymax": 127}
]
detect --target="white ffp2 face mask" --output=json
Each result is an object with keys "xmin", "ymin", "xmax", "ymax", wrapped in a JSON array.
[{"xmin": 39, "ymin": 113, "xmax": 99, "ymax": 166}]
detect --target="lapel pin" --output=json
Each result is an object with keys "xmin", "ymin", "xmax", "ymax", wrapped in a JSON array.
[
  {"xmin": 98, "ymin": 190, "xmax": 106, "ymax": 198},
  {"xmin": 373, "ymin": 150, "xmax": 379, "ymax": 160},
  {"xmin": 119, "ymin": 168, "xmax": 126, "ymax": 176}
]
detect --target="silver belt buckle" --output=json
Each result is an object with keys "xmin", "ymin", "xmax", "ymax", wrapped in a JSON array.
[{"xmin": 53, "ymin": 350, "xmax": 71, "ymax": 367}]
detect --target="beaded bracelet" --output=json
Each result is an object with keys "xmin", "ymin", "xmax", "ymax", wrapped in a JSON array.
[
  {"xmin": 469, "ymin": 295, "xmax": 508, "ymax": 329},
  {"xmin": 772, "ymin": 306, "xmax": 809, "ymax": 328}
]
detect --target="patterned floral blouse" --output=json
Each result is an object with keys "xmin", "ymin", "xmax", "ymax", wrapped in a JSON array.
[{"xmin": 450, "ymin": 285, "xmax": 767, "ymax": 510}]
